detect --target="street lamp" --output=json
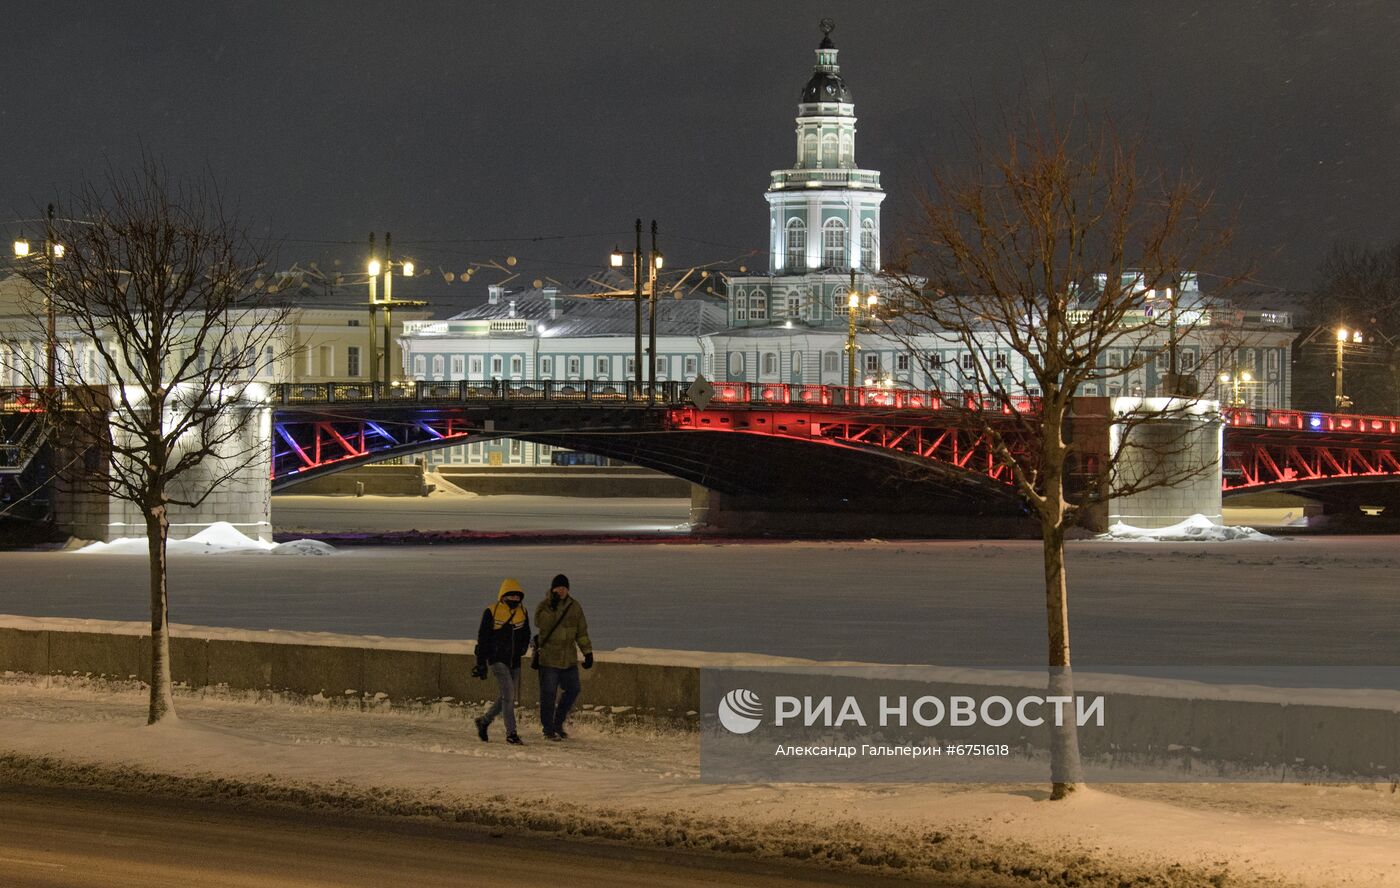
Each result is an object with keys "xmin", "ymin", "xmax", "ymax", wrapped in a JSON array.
[
  {"xmin": 844, "ymin": 269, "xmax": 879, "ymax": 388},
  {"xmin": 1218, "ymin": 370, "xmax": 1253, "ymax": 408},
  {"xmin": 1335, "ymin": 326, "xmax": 1362, "ymax": 411},
  {"xmin": 365, "ymin": 232, "xmax": 421, "ymax": 389},
  {"xmin": 603, "ymin": 220, "xmax": 662, "ymax": 389},
  {"xmin": 10, "ymin": 204, "xmax": 64, "ymax": 388}
]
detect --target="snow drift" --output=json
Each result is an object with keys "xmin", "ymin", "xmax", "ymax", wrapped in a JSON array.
[
  {"xmin": 1096, "ymin": 514, "xmax": 1274, "ymax": 542},
  {"xmin": 74, "ymin": 522, "xmax": 336, "ymax": 556}
]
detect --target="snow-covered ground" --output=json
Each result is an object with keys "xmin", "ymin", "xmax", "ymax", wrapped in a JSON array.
[
  {"xmin": 75, "ymin": 521, "xmax": 337, "ymax": 556},
  {"xmin": 2, "ymin": 535, "xmax": 1398, "ymax": 667},
  {"xmin": 2, "ymin": 675, "xmax": 1396, "ymax": 887},
  {"xmin": 1098, "ymin": 514, "xmax": 1275, "ymax": 542}
]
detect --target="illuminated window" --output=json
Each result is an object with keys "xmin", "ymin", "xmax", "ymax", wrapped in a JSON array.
[
  {"xmin": 786, "ymin": 220, "xmax": 806, "ymax": 268},
  {"xmin": 822, "ymin": 218, "xmax": 847, "ymax": 267}
]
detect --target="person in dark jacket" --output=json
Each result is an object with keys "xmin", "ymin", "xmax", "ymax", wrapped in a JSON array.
[
  {"xmin": 534, "ymin": 573, "xmax": 592, "ymax": 741},
  {"xmin": 473, "ymin": 578, "xmax": 531, "ymax": 745}
]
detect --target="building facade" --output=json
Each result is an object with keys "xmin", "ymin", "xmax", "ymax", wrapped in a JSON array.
[{"xmin": 396, "ymin": 23, "xmax": 1296, "ymax": 469}]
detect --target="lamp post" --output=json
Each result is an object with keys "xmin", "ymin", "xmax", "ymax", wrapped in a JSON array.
[
  {"xmin": 366, "ymin": 232, "xmax": 419, "ymax": 389},
  {"xmin": 608, "ymin": 219, "xmax": 662, "ymax": 393},
  {"xmin": 1335, "ymin": 326, "xmax": 1362, "ymax": 411},
  {"xmin": 1218, "ymin": 369, "xmax": 1252, "ymax": 408},
  {"xmin": 11, "ymin": 204, "xmax": 63, "ymax": 388},
  {"xmin": 844, "ymin": 269, "xmax": 879, "ymax": 388}
]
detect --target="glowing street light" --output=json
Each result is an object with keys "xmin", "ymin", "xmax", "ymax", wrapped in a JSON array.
[
  {"xmin": 12, "ymin": 237, "xmax": 30, "ymax": 258},
  {"xmin": 1334, "ymin": 326, "xmax": 1362, "ymax": 411}
]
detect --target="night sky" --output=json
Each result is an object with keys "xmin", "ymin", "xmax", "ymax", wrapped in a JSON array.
[{"xmin": 4, "ymin": 1, "xmax": 1397, "ymax": 304}]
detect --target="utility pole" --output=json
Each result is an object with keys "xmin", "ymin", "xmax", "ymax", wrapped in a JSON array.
[
  {"xmin": 847, "ymin": 268, "xmax": 858, "ymax": 389},
  {"xmin": 633, "ymin": 219, "xmax": 643, "ymax": 385},
  {"xmin": 383, "ymin": 232, "xmax": 394, "ymax": 388},
  {"xmin": 367, "ymin": 233, "xmax": 379, "ymax": 386},
  {"xmin": 44, "ymin": 204, "xmax": 56, "ymax": 389},
  {"xmin": 648, "ymin": 219, "xmax": 659, "ymax": 397}
]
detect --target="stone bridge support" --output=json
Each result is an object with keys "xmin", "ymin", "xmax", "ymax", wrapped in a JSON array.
[
  {"xmin": 1072, "ymin": 397, "xmax": 1224, "ymax": 531},
  {"xmin": 51, "ymin": 394, "xmax": 273, "ymax": 543}
]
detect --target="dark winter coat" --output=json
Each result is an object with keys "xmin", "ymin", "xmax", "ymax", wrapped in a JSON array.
[{"xmin": 475, "ymin": 579, "xmax": 532, "ymax": 668}]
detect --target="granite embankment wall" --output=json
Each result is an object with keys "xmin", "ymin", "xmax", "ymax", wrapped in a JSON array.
[{"xmin": 1, "ymin": 618, "xmax": 1396, "ymax": 778}]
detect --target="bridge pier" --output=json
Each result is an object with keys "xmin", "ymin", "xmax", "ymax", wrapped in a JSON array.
[
  {"xmin": 51, "ymin": 398, "xmax": 273, "ymax": 543},
  {"xmin": 1074, "ymin": 397, "xmax": 1224, "ymax": 532}
]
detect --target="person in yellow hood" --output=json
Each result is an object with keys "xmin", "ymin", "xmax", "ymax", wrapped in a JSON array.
[{"xmin": 472, "ymin": 578, "xmax": 531, "ymax": 745}]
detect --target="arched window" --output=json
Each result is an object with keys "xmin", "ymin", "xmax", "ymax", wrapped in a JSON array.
[
  {"xmin": 803, "ymin": 134, "xmax": 817, "ymax": 167},
  {"xmin": 734, "ymin": 287, "xmax": 747, "ymax": 321},
  {"xmin": 821, "ymin": 134, "xmax": 838, "ymax": 168},
  {"xmin": 750, "ymin": 292, "xmax": 767, "ymax": 320},
  {"xmin": 728, "ymin": 352, "xmax": 744, "ymax": 377},
  {"xmin": 792, "ymin": 351, "xmax": 803, "ymax": 376},
  {"xmin": 785, "ymin": 219, "xmax": 806, "ymax": 269},
  {"xmin": 762, "ymin": 352, "xmax": 778, "ymax": 375},
  {"xmin": 822, "ymin": 218, "xmax": 847, "ymax": 268},
  {"xmin": 860, "ymin": 218, "xmax": 878, "ymax": 271}
]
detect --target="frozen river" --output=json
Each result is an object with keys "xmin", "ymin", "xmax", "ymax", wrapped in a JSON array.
[{"xmin": 2, "ymin": 533, "xmax": 1397, "ymax": 668}]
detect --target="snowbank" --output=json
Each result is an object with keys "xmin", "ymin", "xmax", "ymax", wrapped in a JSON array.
[
  {"xmin": 74, "ymin": 522, "xmax": 336, "ymax": 556},
  {"xmin": 1097, "ymin": 513, "xmax": 1274, "ymax": 542}
]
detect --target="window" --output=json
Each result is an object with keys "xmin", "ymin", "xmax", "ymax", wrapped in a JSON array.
[
  {"xmin": 540, "ymin": 356, "xmax": 553, "ymax": 377},
  {"xmin": 262, "ymin": 346, "xmax": 275, "ymax": 378},
  {"xmin": 596, "ymin": 356, "xmax": 610, "ymax": 377},
  {"xmin": 961, "ymin": 353, "xmax": 974, "ymax": 370},
  {"xmin": 431, "ymin": 355, "xmax": 444, "ymax": 378},
  {"xmin": 792, "ymin": 351, "xmax": 803, "ymax": 375},
  {"xmin": 860, "ymin": 219, "xmax": 877, "ymax": 270},
  {"xmin": 785, "ymin": 219, "xmax": 806, "ymax": 269},
  {"xmin": 450, "ymin": 355, "xmax": 464, "ymax": 378},
  {"xmin": 994, "ymin": 353, "xmax": 1007, "ymax": 370},
  {"xmin": 1155, "ymin": 350, "xmax": 1170, "ymax": 371},
  {"xmin": 803, "ymin": 134, "xmax": 817, "ymax": 167},
  {"xmin": 347, "ymin": 346, "xmax": 361, "ymax": 378},
  {"xmin": 821, "ymin": 218, "xmax": 847, "ymax": 267},
  {"xmin": 896, "ymin": 354, "xmax": 910, "ymax": 372},
  {"xmin": 734, "ymin": 288, "xmax": 748, "ymax": 321},
  {"xmin": 625, "ymin": 356, "xmax": 636, "ymax": 379},
  {"xmin": 470, "ymin": 356, "xmax": 483, "ymax": 376},
  {"xmin": 1108, "ymin": 352, "xmax": 1123, "ymax": 369},
  {"xmin": 787, "ymin": 296, "xmax": 802, "ymax": 318},
  {"xmin": 762, "ymin": 352, "xmax": 778, "ymax": 375},
  {"xmin": 684, "ymin": 355, "xmax": 697, "ymax": 378},
  {"xmin": 510, "ymin": 355, "xmax": 523, "ymax": 376},
  {"xmin": 491, "ymin": 356, "xmax": 503, "ymax": 376},
  {"xmin": 347, "ymin": 319, "xmax": 360, "ymax": 327},
  {"xmin": 1181, "ymin": 350, "xmax": 1196, "ymax": 372},
  {"xmin": 750, "ymin": 293, "xmax": 767, "ymax": 320},
  {"xmin": 840, "ymin": 135, "xmax": 852, "ymax": 166},
  {"xmin": 823, "ymin": 352, "xmax": 839, "ymax": 373},
  {"xmin": 509, "ymin": 439, "xmax": 522, "ymax": 457},
  {"xmin": 568, "ymin": 357, "xmax": 581, "ymax": 378},
  {"xmin": 926, "ymin": 352, "xmax": 943, "ymax": 369},
  {"xmin": 821, "ymin": 133, "xmax": 838, "ymax": 167},
  {"xmin": 728, "ymin": 352, "xmax": 744, "ymax": 377},
  {"xmin": 412, "ymin": 355, "xmax": 426, "ymax": 379}
]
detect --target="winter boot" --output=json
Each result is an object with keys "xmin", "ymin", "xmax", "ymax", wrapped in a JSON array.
[
  {"xmin": 474, "ymin": 716, "xmax": 489, "ymax": 743},
  {"xmin": 506, "ymin": 733, "xmax": 524, "ymax": 746}
]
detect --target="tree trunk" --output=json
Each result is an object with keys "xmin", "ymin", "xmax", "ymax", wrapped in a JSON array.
[
  {"xmin": 145, "ymin": 501, "xmax": 176, "ymax": 724},
  {"xmin": 1041, "ymin": 426, "xmax": 1083, "ymax": 800}
]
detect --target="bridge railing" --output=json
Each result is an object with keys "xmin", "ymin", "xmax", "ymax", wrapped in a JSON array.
[
  {"xmin": 275, "ymin": 379, "xmax": 691, "ymax": 406},
  {"xmin": 1225, "ymin": 407, "xmax": 1400, "ymax": 435},
  {"xmin": 268, "ymin": 379, "xmax": 1052, "ymax": 414}
]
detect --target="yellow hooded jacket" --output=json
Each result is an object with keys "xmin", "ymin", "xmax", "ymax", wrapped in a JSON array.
[{"xmin": 475, "ymin": 578, "xmax": 531, "ymax": 667}]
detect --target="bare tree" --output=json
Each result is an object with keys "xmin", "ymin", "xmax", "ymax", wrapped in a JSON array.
[
  {"xmin": 2, "ymin": 165, "xmax": 291, "ymax": 724},
  {"xmin": 888, "ymin": 112, "xmax": 1231, "ymax": 799}
]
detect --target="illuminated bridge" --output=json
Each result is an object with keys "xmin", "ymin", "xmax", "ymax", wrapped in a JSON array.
[{"xmin": 8, "ymin": 382, "xmax": 1400, "ymax": 533}]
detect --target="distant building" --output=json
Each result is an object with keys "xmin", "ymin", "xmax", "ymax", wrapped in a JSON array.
[{"xmin": 399, "ymin": 22, "xmax": 1296, "ymax": 469}]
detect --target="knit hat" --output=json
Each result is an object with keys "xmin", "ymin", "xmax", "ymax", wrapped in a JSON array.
[{"xmin": 550, "ymin": 574, "xmax": 570, "ymax": 590}]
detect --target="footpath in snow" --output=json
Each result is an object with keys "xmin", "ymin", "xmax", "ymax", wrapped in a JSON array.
[{"xmin": 1, "ymin": 676, "xmax": 1397, "ymax": 888}]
